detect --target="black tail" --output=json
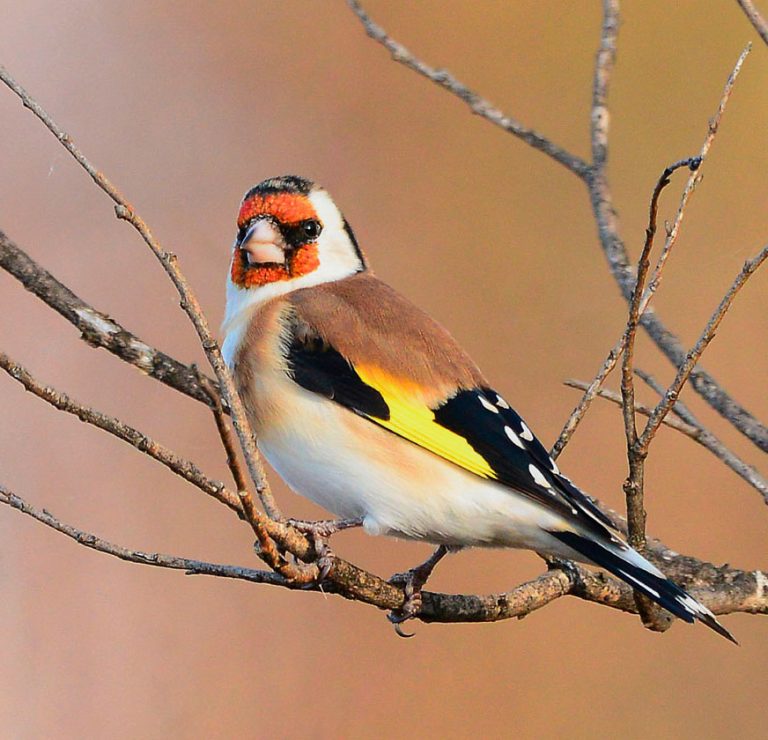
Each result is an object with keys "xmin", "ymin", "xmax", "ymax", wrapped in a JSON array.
[{"xmin": 550, "ymin": 530, "xmax": 737, "ymax": 644}]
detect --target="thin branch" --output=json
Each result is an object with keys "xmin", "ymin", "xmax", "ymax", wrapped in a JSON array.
[
  {"xmin": 345, "ymin": 0, "xmax": 591, "ymax": 179},
  {"xmin": 551, "ymin": 339, "xmax": 622, "ymax": 459},
  {"xmin": 736, "ymin": 0, "xmax": 768, "ymax": 45},
  {"xmin": 590, "ymin": 0, "xmax": 620, "ymax": 171},
  {"xmin": 565, "ymin": 379, "xmax": 768, "ymax": 502},
  {"xmin": 555, "ymin": 44, "xmax": 761, "ymax": 457},
  {"xmin": 551, "ymin": 157, "xmax": 699, "ymax": 459},
  {"xmin": 587, "ymin": 43, "xmax": 767, "ymax": 453},
  {"xmin": 4, "ymin": 482, "xmax": 766, "ymax": 625},
  {"xmin": 567, "ymin": 380, "xmax": 701, "ymax": 436},
  {"xmin": 0, "ymin": 484, "xmax": 288, "ymax": 585},
  {"xmin": 618, "ymin": 158, "xmax": 699, "ymax": 629},
  {"xmin": 638, "ymin": 369, "xmax": 768, "ymax": 502},
  {"xmin": 638, "ymin": 244, "xmax": 768, "ymax": 452},
  {"xmin": 0, "ymin": 66, "xmax": 280, "ymax": 521},
  {"xmin": 0, "ymin": 351, "xmax": 242, "ymax": 514},
  {"xmin": 621, "ymin": 158, "xmax": 700, "ymax": 548},
  {"xmin": 198, "ymin": 372, "xmax": 250, "ymax": 495},
  {"xmin": 0, "ymin": 231, "xmax": 215, "ymax": 407}
]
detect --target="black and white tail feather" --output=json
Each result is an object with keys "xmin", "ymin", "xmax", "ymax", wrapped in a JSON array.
[
  {"xmin": 549, "ymin": 527, "xmax": 736, "ymax": 644},
  {"xmin": 484, "ymin": 392, "xmax": 736, "ymax": 643}
]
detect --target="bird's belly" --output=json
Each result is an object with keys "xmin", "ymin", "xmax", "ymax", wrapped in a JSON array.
[{"xmin": 256, "ymin": 385, "xmax": 564, "ymax": 550}]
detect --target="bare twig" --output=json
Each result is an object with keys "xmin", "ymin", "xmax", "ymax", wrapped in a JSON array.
[
  {"xmin": 566, "ymin": 380, "xmax": 700, "ymax": 436},
  {"xmin": 346, "ymin": 0, "xmax": 591, "ymax": 179},
  {"xmin": 591, "ymin": 0, "xmax": 620, "ymax": 170},
  {"xmin": 4, "ymin": 482, "xmax": 766, "ymax": 625},
  {"xmin": 619, "ymin": 158, "xmax": 699, "ymax": 630},
  {"xmin": 0, "ymin": 66, "xmax": 280, "ymax": 520},
  {"xmin": 0, "ymin": 352, "xmax": 242, "ymax": 514},
  {"xmin": 621, "ymin": 158, "xmax": 700, "ymax": 547},
  {"xmin": 0, "ymin": 231, "xmax": 216, "ymax": 407},
  {"xmin": 554, "ymin": 45, "xmax": 757, "ymax": 457},
  {"xmin": 565, "ymin": 379, "xmax": 768, "ymax": 501},
  {"xmin": 0, "ymin": 484, "xmax": 289, "ymax": 585},
  {"xmin": 638, "ymin": 244, "xmax": 768, "ymax": 452},
  {"xmin": 586, "ymin": 42, "xmax": 767, "ymax": 453},
  {"xmin": 198, "ymin": 372, "xmax": 250, "ymax": 496},
  {"xmin": 736, "ymin": 0, "xmax": 768, "ymax": 45}
]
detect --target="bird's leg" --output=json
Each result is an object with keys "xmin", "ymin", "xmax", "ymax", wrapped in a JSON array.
[
  {"xmin": 285, "ymin": 517, "xmax": 364, "ymax": 582},
  {"xmin": 388, "ymin": 545, "xmax": 453, "ymax": 637}
]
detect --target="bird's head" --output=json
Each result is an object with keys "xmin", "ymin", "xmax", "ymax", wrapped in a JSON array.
[{"xmin": 229, "ymin": 175, "xmax": 366, "ymax": 297}]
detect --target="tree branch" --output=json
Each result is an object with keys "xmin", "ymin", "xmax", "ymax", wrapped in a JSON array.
[
  {"xmin": 0, "ymin": 64, "xmax": 280, "ymax": 520},
  {"xmin": 4, "ymin": 482, "xmax": 766, "ymax": 626},
  {"xmin": 346, "ymin": 0, "xmax": 591, "ymax": 179},
  {"xmin": 585, "ymin": 40, "xmax": 767, "ymax": 452},
  {"xmin": 554, "ymin": 43, "xmax": 763, "ymax": 456},
  {"xmin": 638, "ymin": 243, "xmax": 768, "ymax": 451},
  {"xmin": 0, "ymin": 230, "xmax": 215, "ymax": 407},
  {"xmin": 621, "ymin": 158, "xmax": 700, "ymax": 545},
  {"xmin": 0, "ymin": 352, "xmax": 242, "ymax": 514},
  {"xmin": 565, "ymin": 379, "xmax": 768, "ymax": 502},
  {"xmin": 736, "ymin": 0, "xmax": 768, "ymax": 45}
]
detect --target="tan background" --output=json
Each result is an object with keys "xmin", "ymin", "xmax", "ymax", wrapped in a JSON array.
[{"xmin": 1, "ymin": 2, "xmax": 767, "ymax": 738}]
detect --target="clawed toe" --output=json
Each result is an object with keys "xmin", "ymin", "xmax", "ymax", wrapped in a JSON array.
[
  {"xmin": 387, "ymin": 545, "xmax": 451, "ymax": 637},
  {"xmin": 387, "ymin": 575, "xmax": 422, "ymax": 637},
  {"xmin": 283, "ymin": 517, "xmax": 363, "ymax": 587}
]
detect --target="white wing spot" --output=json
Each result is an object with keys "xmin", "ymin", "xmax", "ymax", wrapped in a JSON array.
[
  {"xmin": 528, "ymin": 464, "xmax": 550, "ymax": 489},
  {"xmin": 549, "ymin": 458, "xmax": 560, "ymax": 475},
  {"xmin": 504, "ymin": 425, "xmax": 525, "ymax": 449},
  {"xmin": 496, "ymin": 395, "xmax": 510, "ymax": 409},
  {"xmin": 479, "ymin": 395, "xmax": 499, "ymax": 414},
  {"xmin": 519, "ymin": 422, "xmax": 534, "ymax": 441}
]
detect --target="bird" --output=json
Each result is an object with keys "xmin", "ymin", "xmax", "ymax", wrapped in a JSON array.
[{"xmin": 222, "ymin": 174, "xmax": 734, "ymax": 642}]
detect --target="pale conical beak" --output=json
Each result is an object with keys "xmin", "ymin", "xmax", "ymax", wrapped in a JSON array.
[{"xmin": 240, "ymin": 219, "xmax": 285, "ymax": 265}]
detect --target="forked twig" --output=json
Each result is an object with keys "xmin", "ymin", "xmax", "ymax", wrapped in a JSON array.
[
  {"xmin": 0, "ymin": 352, "xmax": 242, "ymax": 514},
  {"xmin": 638, "ymin": 243, "xmax": 768, "ymax": 452},
  {"xmin": 0, "ymin": 65, "xmax": 280, "ymax": 521},
  {"xmin": 618, "ymin": 158, "xmax": 700, "ymax": 630},
  {"xmin": 565, "ymin": 379, "xmax": 768, "ymax": 501},
  {"xmin": 552, "ymin": 45, "xmax": 752, "ymax": 457}
]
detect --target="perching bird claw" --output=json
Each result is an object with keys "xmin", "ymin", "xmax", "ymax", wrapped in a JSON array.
[
  {"xmin": 285, "ymin": 517, "xmax": 363, "ymax": 586},
  {"xmin": 387, "ymin": 576, "xmax": 421, "ymax": 638},
  {"xmin": 387, "ymin": 545, "xmax": 450, "ymax": 637}
]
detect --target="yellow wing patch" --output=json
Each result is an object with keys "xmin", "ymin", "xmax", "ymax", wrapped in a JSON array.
[{"xmin": 354, "ymin": 364, "xmax": 495, "ymax": 480}]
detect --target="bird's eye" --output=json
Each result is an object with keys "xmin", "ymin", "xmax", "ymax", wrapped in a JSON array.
[{"xmin": 300, "ymin": 219, "xmax": 322, "ymax": 240}]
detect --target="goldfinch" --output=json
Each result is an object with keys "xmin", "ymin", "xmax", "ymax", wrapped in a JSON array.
[{"xmin": 222, "ymin": 175, "xmax": 733, "ymax": 642}]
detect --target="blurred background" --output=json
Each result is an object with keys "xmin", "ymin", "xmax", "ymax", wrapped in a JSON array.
[{"xmin": 1, "ymin": 2, "xmax": 766, "ymax": 738}]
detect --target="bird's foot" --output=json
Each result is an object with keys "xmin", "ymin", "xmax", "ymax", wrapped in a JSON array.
[
  {"xmin": 285, "ymin": 516, "xmax": 363, "ymax": 539},
  {"xmin": 387, "ymin": 545, "xmax": 452, "ymax": 638},
  {"xmin": 285, "ymin": 517, "xmax": 363, "ymax": 584}
]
